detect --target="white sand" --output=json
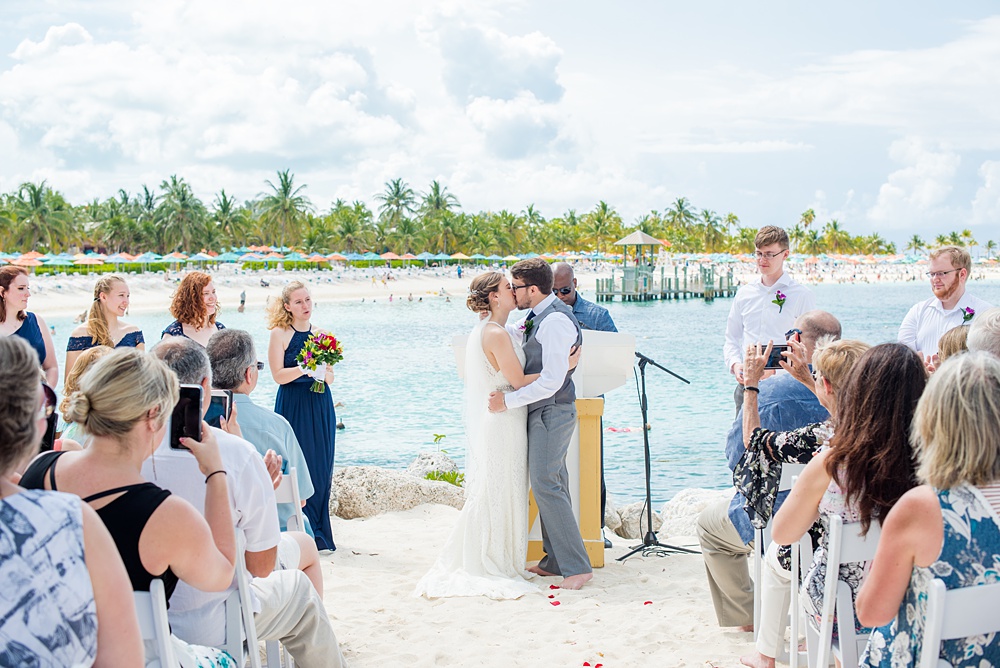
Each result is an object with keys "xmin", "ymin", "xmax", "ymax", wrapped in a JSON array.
[{"xmin": 322, "ymin": 504, "xmax": 746, "ymax": 667}]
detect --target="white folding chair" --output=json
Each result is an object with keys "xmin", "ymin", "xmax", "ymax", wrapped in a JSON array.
[
  {"xmin": 753, "ymin": 462, "xmax": 805, "ymax": 643},
  {"xmin": 274, "ymin": 467, "xmax": 305, "ymax": 533},
  {"xmin": 788, "ymin": 477, "xmax": 813, "ymax": 668},
  {"xmin": 920, "ymin": 578, "xmax": 1000, "ymax": 668},
  {"xmin": 134, "ymin": 578, "xmax": 179, "ymax": 668},
  {"xmin": 223, "ymin": 533, "xmax": 263, "ymax": 668},
  {"xmin": 807, "ymin": 515, "xmax": 881, "ymax": 668}
]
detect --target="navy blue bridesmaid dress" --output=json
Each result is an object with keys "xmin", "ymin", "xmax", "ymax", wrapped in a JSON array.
[{"xmin": 274, "ymin": 325, "xmax": 337, "ymax": 551}]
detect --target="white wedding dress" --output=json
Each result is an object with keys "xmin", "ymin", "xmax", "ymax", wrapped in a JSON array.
[{"xmin": 414, "ymin": 320, "xmax": 538, "ymax": 599}]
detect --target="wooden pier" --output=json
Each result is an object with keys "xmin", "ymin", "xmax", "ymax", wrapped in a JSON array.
[{"xmin": 595, "ymin": 264, "xmax": 737, "ymax": 302}]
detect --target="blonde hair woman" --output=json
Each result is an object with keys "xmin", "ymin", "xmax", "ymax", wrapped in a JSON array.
[
  {"xmin": 856, "ymin": 352, "xmax": 1000, "ymax": 667},
  {"xmin": 267, "ymin": 281, "xmax": 338, "ymax": 551},
  {"xmin": 0, "ymin": 265, "xmax": 58, "ymax": 385},
  {"xmin": 65, "ymin": 275, "xmax": 144, "ymax": 384},
  {"xmin": 161, "ymin": 272, "xmax": 224, "ymax": 347},
  {"xmin": 20, "ymin": 349, "xmax": 239, "ymax": 667},
  {"xmin": 59, "ymin": 345, "xmax": 113, "ymax": 446},
  {"xmin": 0, "ymin": 336, "xmax": 142, "ymax": 666}
]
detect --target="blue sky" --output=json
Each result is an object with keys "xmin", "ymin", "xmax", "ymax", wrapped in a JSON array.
[{"xmin": 1, "ymin": 1, "xmax": 999, "ymax": 248}]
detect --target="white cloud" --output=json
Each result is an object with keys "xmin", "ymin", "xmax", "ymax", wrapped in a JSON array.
[
  {"xmin": 465, "ymin": 93, "xmax": 562, "ymax": 159},
  {"xmin": 867, "ymin": 138, "xmax": 961, "ymax": 228},
  {"xmin": 972, "ymin": 160, "xmax": 1000, "ymax": 226}
]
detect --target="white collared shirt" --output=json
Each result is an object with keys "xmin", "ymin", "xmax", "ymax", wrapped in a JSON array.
[
  {"xmin": 898, "ymin": 290, "xmax": 994, "ymax": 356},
  {"xmin": 723, "ymin": 272, "xmax": 815, "ymax": 373},
  {"xmin": 504, "ymin": 293, "xmax": 577, "ymax": 409}
]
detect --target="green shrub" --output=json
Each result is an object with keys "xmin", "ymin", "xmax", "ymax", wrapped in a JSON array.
[{"xmin": 424, "ymin": 470, "xmax": 465, "ymax": 487}]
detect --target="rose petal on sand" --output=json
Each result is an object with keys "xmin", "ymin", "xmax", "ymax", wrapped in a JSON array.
[{"xmin": 550, "ymin": 601, "xmax": 561, "ymax": 606}]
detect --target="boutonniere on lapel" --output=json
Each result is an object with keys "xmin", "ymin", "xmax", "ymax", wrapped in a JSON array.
[
  {"xmin": 519, "ymin": 319, "xmax": 535, "ymax": 336},
  {"xmin": 963, "ymin": 307, "xmax": 976, "ymax": 323},
  {"xmin": 772, "ymin": 290, "xmax": 787, "ymax": 313}
]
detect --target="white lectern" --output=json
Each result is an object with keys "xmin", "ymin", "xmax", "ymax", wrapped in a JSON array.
[{"xmin": 452, "ymin": 328, "xmax": 635, "ymax": 568}]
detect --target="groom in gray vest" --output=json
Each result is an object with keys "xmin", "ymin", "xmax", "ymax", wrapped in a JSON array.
[{"xmin": 488, "ymin": 258, "xmax": 594, "ymax": 590}]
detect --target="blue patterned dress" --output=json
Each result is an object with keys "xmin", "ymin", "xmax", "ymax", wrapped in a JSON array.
[
  {"xmin": 275, "ymin": 326, "xmax": 337, "ymax": 551},
  {"xmin": 66, "ymin": 329, "xmax": 145, "ymax": 352},
  {"xmin": 0, "ymin": 490, "xmax": 97, "ymax": 667},
  {"xmin": 862, "ymin": 484, "xmax": 1000, "ymax": 667}
]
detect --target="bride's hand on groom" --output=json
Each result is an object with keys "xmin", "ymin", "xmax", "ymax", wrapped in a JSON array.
[
  {"xmin": 568, "ymin": 345, "xmax": 582, "ymax": 370},
  {"xmin": 488, "ymin": 391, "xmax": 507, "ymax": 413}
]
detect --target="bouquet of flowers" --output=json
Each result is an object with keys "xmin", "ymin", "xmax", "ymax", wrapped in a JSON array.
[{"xmin": 296, "ymin": 331, "xmax": 344, "ymax": 393}]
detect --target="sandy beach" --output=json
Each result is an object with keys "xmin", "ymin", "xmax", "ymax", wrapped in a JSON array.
[{"xmin": 324, "ymin": 503, "xmax": 747, "ymax": 668}]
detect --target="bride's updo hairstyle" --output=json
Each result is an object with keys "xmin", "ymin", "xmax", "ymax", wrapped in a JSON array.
[
  {"xmin": 63, "ymin": 348, "xmax": 178, "ymax": 440},
  {"xmin": 466, "ymin": 272, "xmax": 504, "ymax": 314}
]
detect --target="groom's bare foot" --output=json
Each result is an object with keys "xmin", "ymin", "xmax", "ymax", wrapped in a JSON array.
[
  {"xmin": 527, "ymin": 565, "xmax": 558, "ymax": 577},
  {"xmin": 559, "ymin": 573, "xmax": 593, "ymax": 590}
]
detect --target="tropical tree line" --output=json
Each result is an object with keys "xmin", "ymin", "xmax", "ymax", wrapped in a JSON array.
[{"xmin": 0, "ymin": 172, "xmax": 990, "ymax": 257}]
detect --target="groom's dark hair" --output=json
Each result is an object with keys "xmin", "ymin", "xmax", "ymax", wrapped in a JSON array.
[{"xmin": 510, "ymin": 258, "xmax": 553, "ymax": 294}]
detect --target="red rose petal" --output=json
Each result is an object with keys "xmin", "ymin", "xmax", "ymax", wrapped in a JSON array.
[
  {"xmin": 549, "ymin": 585, "xmax": 560, "ymax": 590},
  {"xmin": 644, "ymin": 600, "xmax": 652, "ymax": 605},
  {"xmin": 550, "ymin": 601, "xmax": 561, "ymax": 606},
  {"xmin": 596, "ymin": 664, "xmax": 603, "ymax": 668},
  {"xmin": 547, "ymin": 594, "xmax": 555, "ymax": 599},
  {"xmin": 583, "ymin": 663, "xmax": 590, "ymax": 666}
]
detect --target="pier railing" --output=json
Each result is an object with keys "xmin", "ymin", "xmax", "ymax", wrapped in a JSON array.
[{"xmin": 595, "ymin": 264, "xmax": 736, "ymax": 302}]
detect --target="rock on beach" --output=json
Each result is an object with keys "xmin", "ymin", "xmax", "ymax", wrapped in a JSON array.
[{"xmin": 332, "ymin": 465, "xmax": 465, "ymax": 519}]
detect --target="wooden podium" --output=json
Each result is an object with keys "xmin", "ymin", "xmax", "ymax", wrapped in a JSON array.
[{"xmin": 453, "ymin": 329, "xmax": 635, "ymax": 571}]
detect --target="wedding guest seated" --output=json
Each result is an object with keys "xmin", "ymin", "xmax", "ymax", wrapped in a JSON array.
[
  {"xmin": 161, "ymin": 271, "xmax": 225, "ymax": 347},
  {"xmin": 856, "ymin": 352, "xmax": 1000, "ymax": 667},
  {"xmin": 0, "ymin": 336, "xmax": 142, "ymax": 666},
  {"xmin": 206, "ymin": 328, "xmax": 324, "ymax": 593},
  {"xmin": 59, "ymin": 345, "xmax": 113, "ymax": 446},
  {"xmin": 736, "ymin": 338, "xmax": 870, "ymax": 668},
  {"xmin": 65, "ymin": 275, "xmax": 144, "ymax": 384},
  {"xmin": 698, "ymin": 310, "xmax": 840, "ymax": 632},
  {"xmin": 19, "ymin": 348, "xmax": 239, "ymax": 666},
  {"xmin": 149, "ymin": 338, "xmax": 346, "ymax": 668},
  {"xmin": 967, "ymin": 306, "xmax": 1000, "ymax": 359},
  {"xmin": 772, "ymin": 343, "xmax": 925, "ymax": 657},
  {"xmin": 936, "ymin": 324, "xmax": 969, "ymax": 364}
]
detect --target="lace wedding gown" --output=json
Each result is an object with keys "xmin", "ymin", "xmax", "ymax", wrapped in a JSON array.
[{"xmin": 414, "ymin": 320, "xmax": 538, "ymax": 599}]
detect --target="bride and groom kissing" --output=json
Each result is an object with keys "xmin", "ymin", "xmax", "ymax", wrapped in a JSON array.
[{"xmin": 415, "ymin": 258, "xmax": 594, "ymax": 600}]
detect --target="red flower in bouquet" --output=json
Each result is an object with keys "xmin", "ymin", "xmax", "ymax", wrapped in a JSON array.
[{"xmin": 297, "ymin": 331, "xmax": 344, "ymax": 393}]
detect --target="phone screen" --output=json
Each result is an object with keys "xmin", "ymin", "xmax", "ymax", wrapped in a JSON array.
[
  {"xmin": 764, "ymin": 344, "xmax": 791, "ymax": 370},
  {"xmin": 205, "ymin": 390, "xmax": 233, "ymax": 429},
  {"xmin": 170, "ymin": 384, "xmax": 203, "ymax": 450}
]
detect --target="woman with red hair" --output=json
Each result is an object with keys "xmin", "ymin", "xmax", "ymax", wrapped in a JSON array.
[{"xmin": 161, "ymin": 272, "xmax": 225, "ymax": 347}]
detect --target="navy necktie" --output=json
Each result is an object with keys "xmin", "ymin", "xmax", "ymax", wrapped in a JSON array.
[{"xmin": 526, "ymin": 310, "xmax": 536, "ymax": 322}]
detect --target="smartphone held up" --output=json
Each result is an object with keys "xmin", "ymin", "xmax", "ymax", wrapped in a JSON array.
[{"xmin": 170, "ymin": 384, "xmax": 203, "ymax": 450}]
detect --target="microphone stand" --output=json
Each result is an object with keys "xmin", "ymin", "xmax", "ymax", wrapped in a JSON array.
[{"xmin": 618, "ymin": 351, "xmax": 701, "ymax": 560}]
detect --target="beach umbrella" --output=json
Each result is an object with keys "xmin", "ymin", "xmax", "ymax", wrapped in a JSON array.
[
  {"xmin": 238, "ymin": 253, "xmax": 263, "ymax": 262},
  {"xmin": 306, "ymin": 254, "xmax": 328, "ymax": 263},
  {"xmin": 283, "ymin": 252, "xmax": 306, "ymax": 261},
  {"xmin": 487, "ymin": 254, "xmax": 503, "ymax": 261},
  {"xmin": 502, "ymin": 255, "xmax": 519, "ymax": 262},
  {"xmin": 327, "ymin": 253, "xmax": 347, "ymax": 262},
  {"xmin": 74, "ymin": 257, "xmax": 104, "ymax": 265},
  {"xmin": 470, "ymin": 253, "xmax": 487, "ymax": 260},
  {"xmin": 263, "ymin": 252, "xmax": 285, "ymax": 259},
  {"xmin": 450, "ymin": 252, "xmax": 471, "ymax": 260},
  {"xmin": 344, "ymin": 252, "xmax": 364, "ymax": 261},
  {"xmin": 401, "ymin": 253, "xmax": 417, "ymax": 260},
  {"xmin": 42, "ymin": 257, "xmax": 74, "ymax": 267},
  {"xmin": 13, "ymin": 257, "xmax": 43, "ymax": 267},
  {"xmin": 433, "ymin": 253, "xmax": 451, "ymax": 261},
  {"xmin": 188, "ymin": 252, "xmax": 215, "ymax": 262},
  {"xmin": 380, "ymin": 252, "xmax": 400, "ymax": 260},
  {"xmin": 415, "ymin": 252, "xmax": 435, "ymax": 260},
  {"xmin": 362, "ymin": 252, "xmax": 381, "ymax": 260},
  {"xmin": 215, "ymin": 252, "xmax": 241, "ymax": 263},
  {"xmin": 163, "ymin": 252, "xmax": 188, "ymax": 260},
  {"xmin": 105, "ymin": 253, "xmax": 132, "ymax": 264},
  {"xmin": 134, "ymin": 252, "xmax": 163, "ymax": 262},
  {"xmin": 20, "ymin": 251, "xmax": 44, "ymax": 260}
]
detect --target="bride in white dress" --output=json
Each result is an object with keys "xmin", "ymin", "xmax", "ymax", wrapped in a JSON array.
[{"xmin": 415, "ymin": 272, "xmax": 547, "ymax": 600}]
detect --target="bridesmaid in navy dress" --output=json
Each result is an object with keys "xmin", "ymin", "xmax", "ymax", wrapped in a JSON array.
[
  {"xmin": 65, "ymin": 275, "xmax": 145, "ymax": 383},
  {"xmin": 161, "ymin": 271, "xmax": 225, "ymax": 347},
  {"xmin": 0, "ymin": 266, "xmax": 58, "ymax": 385},
  {"xmin": 267, "ymin": 280, "xmax": 337, "ymax": 551}
]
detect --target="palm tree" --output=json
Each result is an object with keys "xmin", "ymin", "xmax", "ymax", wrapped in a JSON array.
[
  {"xmin": 803, "ymin": 229, "xmax": 823, "ymax": 256},
  {"xmin": 699, "ymin": 209, "xmax": 724, "ymax": 252},
  {"xmin": 211, "ymin": 189, "xmax": 244, "ymax": 246},
  {"xmin": 788, "ymin": 224, "xmax": 805, "ymax": 253},
  {"xmin": 582, "ymin": 201, "xmax": 623, "ymax": 253},
  {"xmin": 934, "ymin": 233, "xmax": 949, "ymax": 247},
  {"xmin": 259, "ymin": 170, "xmax": 312, "ymax": 250},
  {"xmin": 10, "ymin": 181, "xmax": 75, "ymax": 251},
  {"xmin": 905, "ymin": 235, "xmax": 926, "ymax": 255},
  {"xmin": 375, "ymin": 178, "xmax": 417, "ymax": 229},
  {"xmin": 961, "ymin": 229, "xmax": 978, "ymax": 256},
  {"xmin": 664, "ymin": 197, "xmax": 697, "ymax": 235},
  {"xmin": 822, "ymin": 220, "xmax": 849, "ymax": 254},
  {"xmin": 156, "ymin": 175, "xmax": 207, "ymax": 252},
  {"xmin": 986, "ymin": 240, "xmax": 997, "ymax": 260},
  {"xmin": 799, "ymin": 208, "xmax": 816, "ymax": 230}
]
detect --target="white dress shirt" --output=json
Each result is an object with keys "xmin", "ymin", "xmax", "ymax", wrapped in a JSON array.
[
  {"xmin": 505, "ymin": 293, "xmax": 577, "ymax": 409},
  {"xmin": 897, "ymin": 290, "xmax": 994, "ymax": 356},
  {"xmin": 723, "ymin": 272, "xmax": 815, "ymax": 373},
  {"xmin": 141, "ymin": 425, "xmax": 280, "ymax": 647}
]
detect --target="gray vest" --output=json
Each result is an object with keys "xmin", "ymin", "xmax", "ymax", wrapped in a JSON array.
[{"xmin": 522, "ymin": 298, "xmax": 583, "ymax": 411}]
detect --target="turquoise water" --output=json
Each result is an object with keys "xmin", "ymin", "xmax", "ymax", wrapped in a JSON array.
[{"xmin": 43, "ymin": 280, "xmax": 1000, "ymax": 505}]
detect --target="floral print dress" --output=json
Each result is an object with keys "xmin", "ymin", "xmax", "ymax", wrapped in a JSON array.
[{"xmin": 862, "ymin": 484, "xmax": 1000, "ymax": 667}]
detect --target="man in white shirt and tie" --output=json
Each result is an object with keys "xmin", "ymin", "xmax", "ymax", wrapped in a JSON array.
[
  {"xmin": 724, "ymin": 226, "xmax": 815, "ymax": 408},
  {"xmin": 898, "ymin": 245, "xmax": 993, "ymax": 362}
]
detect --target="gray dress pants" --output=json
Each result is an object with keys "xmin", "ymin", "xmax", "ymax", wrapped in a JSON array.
[{"xmin": 528, "ymin": 403, "xmax": 592, "ymax": 577}]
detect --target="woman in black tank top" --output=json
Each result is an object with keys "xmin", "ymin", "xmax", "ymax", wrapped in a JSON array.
[{"xmin": 19, "ymin": 348, "xmax": 238, "ymax": 666}]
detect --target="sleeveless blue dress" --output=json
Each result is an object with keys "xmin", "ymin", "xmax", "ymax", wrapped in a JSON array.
[
  {"xmin": 275, "ymin": 326, "xmax": 337, "ymax": 551},
  {"xmin": 67, "ymin": 330, "xmax": 145, "ymax": 351},
  {"xmin": 12, "ymin": 312, "xmax": 47, "ymax": 364},
  {"xmin": 161, "ymin": 320, "xmax": 225, "ymax": 340}
]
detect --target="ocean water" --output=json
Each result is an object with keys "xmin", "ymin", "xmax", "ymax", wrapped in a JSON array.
[{"xmin": 43, "ymin": 280, "xmax": 1000, "ymax": 505}]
